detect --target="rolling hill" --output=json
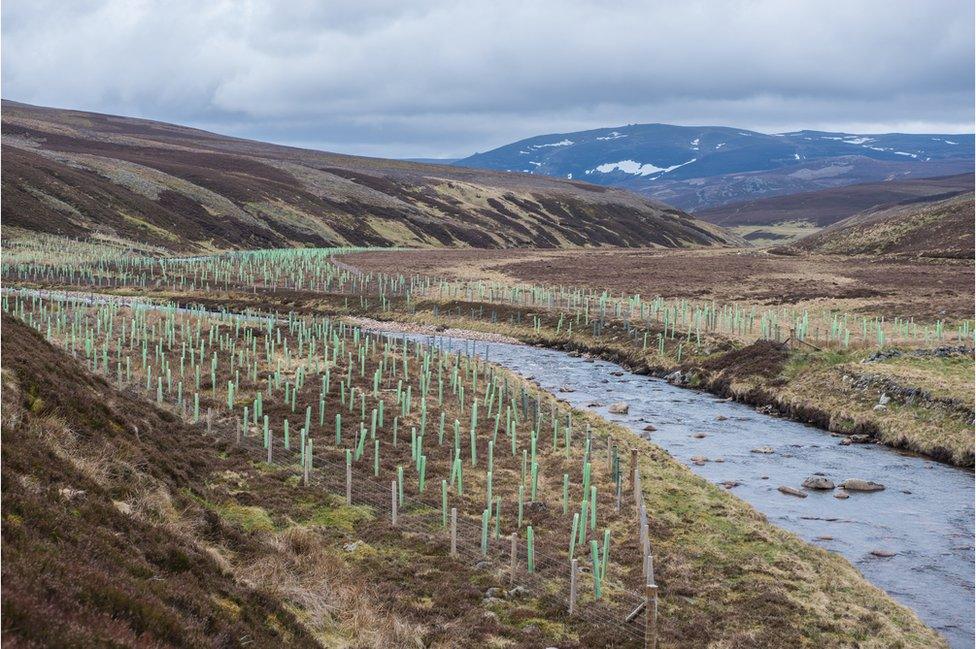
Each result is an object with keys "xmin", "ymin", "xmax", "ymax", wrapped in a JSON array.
[
  {"xmin": 693, "ymin": 173, "xmax": 974, "ymax": 244},
  {"xmin": 0, "ymin": 101, "xmax": 740, "ymax": 252},
  {"xmin": 781, "ymin": 192, "xmax": 974, "ymax": 258},
  {"xmin": 453, "ymin": 124, "xmax": 973, "ymax": 211}
]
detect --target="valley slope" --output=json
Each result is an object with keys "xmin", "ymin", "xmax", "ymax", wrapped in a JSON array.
[
  {"xmin": 0, "ymin": 101, "xmax": 738, "ymax": 252},
  {"xmin": 782, "ymin": 192, "xmax": 975, "ymax": 258}
]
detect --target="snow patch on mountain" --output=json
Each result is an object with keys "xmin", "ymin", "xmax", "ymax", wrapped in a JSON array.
[{"xmin": 586, "ymin": 158, "xmax": 696, "ymax": 177}]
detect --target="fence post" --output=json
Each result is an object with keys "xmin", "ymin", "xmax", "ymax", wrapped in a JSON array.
[
  {"xmin": 644, "ymin": 582, "xmax": 658, "ymax": 649},
  {"xmin": 391, "ymin": 480, "xmax": 398, "ymax": 527},
  {"xmin": 450, "ymin": 507, "xmax": 458, "ymax": 558},
  {"xmin": 509, "ymin": 532, "xmax": 517, "ymax": 584},
  {"xmin": 630, "ymin": 447, "xmax": 638, "ymax": 490},
  {"xmin": 346, "ymin": 463, "xmax": 352, "ymax": 505},
  {"xmin": 569, "ymin": 558, "xmax": 578, "ymax": 614}
]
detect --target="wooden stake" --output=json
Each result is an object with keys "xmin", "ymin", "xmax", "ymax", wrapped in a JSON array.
[
  {"xmin": 450, "ymin": 507, "xmax": 458, "ymax": 558},
  {"xmin": 346, "ymin": 463, "xmax": 352, "ymax": 505},
  {"xmin": 509, "ymin": 532, "xmax": 517, "ymax": 584},
  {"xmin": 569, "ymin": 558, "xmax": 579, "ymax": 614},
  {"xmin": 644, "ymin": 583, "xmax": 658, "ymax": 649},
  {"xmin": 391, "ymin": 480, "xmax": 398, "ymax": 527}
]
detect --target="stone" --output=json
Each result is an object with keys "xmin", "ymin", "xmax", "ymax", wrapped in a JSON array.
[
  {"xmin": 720, "ymin": 480, "xmax": 742, "ymax": 489},
  {"xmin": 690, "ymin": 455, "xmax": 708, "ymax": 465},
  {"xmin": 778, "ymin": 485, "xmax": 807, "ymax": 498},
  {"xmin": 343, "ymin": 541, "xmax": 364, "ymax": 552},
  {"xmin": 507, "ymin": 585, "xmax": 529, "ymax": 599},
  {"xmin": 715, "ymin": 415, "xmax": 728, "ymax": 421},
  {"xmin": 484, "ymin": 587, "xmax": 503, "ymax": 600},
  {"xmin": 841, "ymin": 479, "xmax": 885, "ymax": 492},
  {"xmin": 751, "ymin": 446, "xmax": 775, "ymax": 454},
  {"xmin": 587, "ymin": 402, "xmax": 605, "ymax": 408},
  {"xmin": 113, "ymin": 500, "xmax": 133, "ymax": 515},
  {"xmin": 643, "ymin": 424, "xmax": 657, "ymax": 432},
  {"xmin": 815, "ymin": 535, "xmax": 834, "ymax": 541},
  {"xmin": 692, "ymin": 432, "xmax": 707, "ymax": 439},
  {"xmin": 849, "ymin": 434, "xmax": 871, "ymax": 444},
  {"xmin": 802, "ymin": 476, "xmax": 835, "ymax": 490},
  {"xmin": 834, "ymin": 491, "xmax": 850, "ymax": 499},
  {"xmin": 607, "ymin": 402, "xmax": 629, "ymax": 414},
  {"xmin": 870, "ymin": 549, "xmax": 896, "ymax": 558},
  {"xmin": 558, "ymin": 385, "xmax": 575, "ymax": 393}
]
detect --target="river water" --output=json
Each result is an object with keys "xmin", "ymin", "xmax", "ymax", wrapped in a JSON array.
[{"xmin": 409, "ymin": 334, "xmax": 974, "ymax": 648}]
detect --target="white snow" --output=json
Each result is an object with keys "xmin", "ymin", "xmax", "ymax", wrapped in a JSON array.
[
  {"xmin": 532, "ymin": 139, "xmax": 574, "ymax": 149},
  {"xmin": 528, "ymin": 161, "xmax": 542, "ymax": 166},
  {"xmin": 588, "ymin": 158, "xmax": 696, "ymax": 177},
  {"xmin": 566, "ymin": 173, "xmax": 572, "ymax": 179},
  {"xmin": 894, "ymin": 151, "xmax": 918, "ymax": 158},
  {"xmin": 596, "ymin": 131, "xmax": 627, "ymax": 141},
  {"xmin": 793, "ymin": 153, "xmax": 800, "ymax": 160},
  {"xmin": 842, "ymin": 137, "xmax": 874, "ymax": 145},
  {"xmin": 715, "ymin": 142, "xmax": 725, "ymax": 149},
  {"xmin": 690, "ymin": 138, "xmax": 700, "ymax": 148},
  {"xmin": 945, "ymin": 140, "xmax": 958, "ymax": 145}
]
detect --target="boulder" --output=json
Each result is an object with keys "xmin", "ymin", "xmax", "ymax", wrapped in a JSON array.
[
  {"xmin": 751, "ymin": 446, "xmax": 775, "ymax": 454},
  {"xmin": 870, "ymin": 549, "xmax": 896, "ymax": 558},
  {"xmin": 607, "ymin": 402, "xmax": 629, "ymax": 414},
  {"xmin": 841, "ymin": 479, "xmax": 885, "ymax": 492},
  {"xmin": 642, "ymin": 424, "xmax": 657, "ymax": 432},
  {"xmin": 802, "ymin": 476, "xmax": 835, "ymax": 490},
  {"xmin": 834, "ymin": 491, "xmax": 850, "ymax": 499}
]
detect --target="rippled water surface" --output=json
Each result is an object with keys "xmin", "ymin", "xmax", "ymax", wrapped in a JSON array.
[{"xmin": 408, "ymin": 334, "xmax": 974, "ymax": 648}]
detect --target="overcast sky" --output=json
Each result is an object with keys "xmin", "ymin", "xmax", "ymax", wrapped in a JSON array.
[{"xmin": 3, "ymin": 0, "xmax": 973, "ymax": 158}]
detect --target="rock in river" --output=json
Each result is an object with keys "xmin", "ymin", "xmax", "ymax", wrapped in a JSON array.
[
  {"xmin": 751, "ymin": 446, "xmax": 775, "ymax": 454},
  {"xmin": 802, "ymin": 476, "xmax": 836, "ymax": 490},
  {"xmin": 871, "ymin": 549, "xmax": 897, "ymax": 558},
  {"xmin": 778, "ymin": 486, "xmax": 807, "ymax": 498},
  {"xmin": 608, "ymin": 402, "xmax": 629, "ymax": 414},
  {"xmin": 841, "ymin": 479, "xmax": 885, "ymax": 492},
  {"xmin": 643, "ymin": 424, "xmax": 657, "ymax": 432}
]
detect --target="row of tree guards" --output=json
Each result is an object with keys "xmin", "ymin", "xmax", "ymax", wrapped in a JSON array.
[{"xmin": 7, "ymin": 292, "xmax": 660, "ymax": 645}]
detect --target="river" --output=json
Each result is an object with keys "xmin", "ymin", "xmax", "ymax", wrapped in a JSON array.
[{"xmin": 407, "ymin": 334, "xmax": 975, "ymax": 649}]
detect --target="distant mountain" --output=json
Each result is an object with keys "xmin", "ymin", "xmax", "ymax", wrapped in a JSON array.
[
  {"xmin": 1, "ymin": 101, "xmax": 740, "ymax": 251},
  {"xmin": 402, "ymin": 157, "xmax": 460, "ymax": 164},
  {"xmin": 781, "ymin": 192, "xmax": 974, "ymax": 259},
  {"xmin": 454, "ymin": 124, "xmax": 973, "ymax": 211}
]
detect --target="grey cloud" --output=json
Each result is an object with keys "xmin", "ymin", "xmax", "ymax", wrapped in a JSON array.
[{"xmin": 2, "ymin": 0, "xmax": 973, "ymax": 158}]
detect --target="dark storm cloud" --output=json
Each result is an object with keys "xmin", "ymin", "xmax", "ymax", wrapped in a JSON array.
[{"xmin": 2, "ymin": 0, "xmax": 973, "ymax": 157}]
